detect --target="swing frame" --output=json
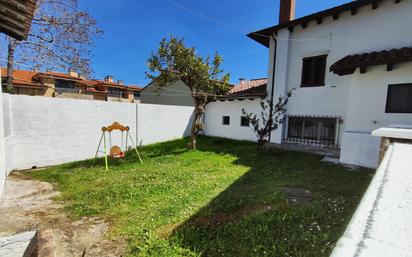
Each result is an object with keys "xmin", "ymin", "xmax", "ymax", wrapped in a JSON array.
[{"xmin": 93, "ymin": 122, "xmax": 143, "ymax": 170}]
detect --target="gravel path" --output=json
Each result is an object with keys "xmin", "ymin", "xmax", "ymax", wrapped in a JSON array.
[{"xmin": 0, "ymin": 172, "xmax": 124, "ymax": 257}]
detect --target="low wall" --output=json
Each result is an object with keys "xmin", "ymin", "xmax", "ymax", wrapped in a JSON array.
[
  {"xmin": 339, "ymin": 131, "xmax": 381, "ymax": 168},
  {"xmin": 0, "ymin": 76, "xmax": 5, "ymax": 195},
  {"xmin": 2, "ymin": 94, "xmax": 194, "ymax": 172},
  {"xmin": 331, "ymin": 142, "xmax": 412, "ymax": 257},
  {"xmin": 204, "ymin": 99, "xmax": 261, "ymax": 142}
]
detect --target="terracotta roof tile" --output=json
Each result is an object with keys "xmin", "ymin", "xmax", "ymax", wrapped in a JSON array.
[
  {"xmin": 1, "ymin": 69, "xmax": 42, "ymax": 87},
  {"xmin": 1, "ymin": 68, "xmax": 139, "ymax": 95},
  {"xmin": 37, "ymin": 71, "xmax": 82, "ymax": 80},
  {"xmin": 224, "ymin": 78, "xmax": 268, "ymax": 99},
  {"xmin": 127, "ymin": 85, "xmax": 143, "ymax": 91}
]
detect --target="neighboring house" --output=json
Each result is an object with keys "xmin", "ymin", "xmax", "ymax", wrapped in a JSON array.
[
  {"xmin": 1, "ymin": 69, "xmax": 142, "ymax": 103},
  {"xmin": 204, "ymin": 78, "xmax": 268, "ymax": 141},
  {"xmin": 248, "ymin": 0, "xmax": 412, "ymax": 168},
  {"xmin": 140, "ymin": 80, "xmax": 195, "ymax": 106}
]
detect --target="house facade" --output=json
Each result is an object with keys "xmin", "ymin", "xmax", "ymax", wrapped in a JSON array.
[
  {"xmin": 204, "ymin": 78, "xmax": 268, "ymax": 141},
  {"xmin": 249, "ymin": 0, "xmax": 412, "ymax": 168},
  {"xmin": 1, "ymin": 69, "xmax": 142, "ymax": 103}
]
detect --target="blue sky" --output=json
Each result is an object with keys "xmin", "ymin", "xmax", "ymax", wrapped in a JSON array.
[{"xmin": 79, "ymin": 0, "xmax": 351, "ymax": 86}]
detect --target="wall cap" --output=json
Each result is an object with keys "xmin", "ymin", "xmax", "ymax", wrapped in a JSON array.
[{"xmin": 372, "ymin": 126, "xmax": 412, "ymax": 140}]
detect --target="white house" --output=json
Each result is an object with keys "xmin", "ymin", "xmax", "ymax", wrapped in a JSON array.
[
  {"xmin": 248, "ymin": 0, "xmax": 412, "ymax": 168},
  {"xmin": 204, "ymin": 78, "xmax": 268, "ymax": 141}
]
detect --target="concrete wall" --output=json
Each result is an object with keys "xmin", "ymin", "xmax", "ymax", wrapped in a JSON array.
[
  {"xmin": 268, "ymin": 0, "xmax": 412, "ymax": 167},
  {"xmin": 204, "ymin": 99, "xmax": 262, "ymax": 142},
  {"xmin": 140, "ymin": 80, "xmax": 194, "ymax": 107},
  {"xmin": 331, "ymin": 142, "xmax": 412, "ymax": 257},
  {"xmin": 137, "ymin": 103, "xmax": 193, "ymax": 145},
  {"xmin": 0, "ymin": 73, "xmax": 5, "ymax": 195},
  {"xmin": 340, "ymin": 63, "xmax": 412, "ymax": 168},
  {"xmin": 2, "ymin": 94, "xmax": 194, "ymax": 172}
]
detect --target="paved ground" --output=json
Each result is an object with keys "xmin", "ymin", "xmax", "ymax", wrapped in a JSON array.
[{"xmin": 0, "ymin": 172, "xmax": 124, "ymax": 257}]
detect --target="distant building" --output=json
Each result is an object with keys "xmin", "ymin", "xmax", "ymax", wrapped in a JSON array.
[
  {"xmin": 1, "ymin": 69, "xmax": 142, "ymax": 103},
  {"xmin": 140, "ymin": 78, "xmax": 265, "ymax": 107},
  {"xmin": 140, "ymin": 80, "xmax": 194, "ymax": 106}
]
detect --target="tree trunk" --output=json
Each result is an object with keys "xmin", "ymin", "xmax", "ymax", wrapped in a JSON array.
[
  {"xmin": 6, "ymin": 38, "xmax": 18, "ymax": 93},
  {"xmin": 188, "ymin": 105, "xmax": 200, "ymax": 150}
]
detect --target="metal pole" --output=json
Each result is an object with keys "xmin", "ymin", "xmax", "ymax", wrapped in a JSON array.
[
  {"xmin": 103, "ymin": 132, "xmax": 109, "ymax": 170},
  {"xmin": 128, "ymin": 133, "xmax": 143, "ymax": 164},
  {"xmin": 125, "ymin": 131, "xmax": 129, "ymax": 151},
  {"xmin": 93, "ymin": 132, "xmax": 105, "ymax": 164}
]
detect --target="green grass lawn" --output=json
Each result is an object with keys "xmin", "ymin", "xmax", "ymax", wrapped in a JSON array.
[{"xmin": 28, "ymin": 136, "xmax": 373, "ymax": 257}]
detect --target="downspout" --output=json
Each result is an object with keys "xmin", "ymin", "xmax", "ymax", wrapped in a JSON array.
[{"xmin": 268, "ymin": 35, "xmax": 277, "ymax": 142}]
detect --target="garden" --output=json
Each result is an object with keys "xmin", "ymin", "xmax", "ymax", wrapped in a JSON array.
[{"xmin": 29, "ymin": 136, "xmax": 372, "ymax": 257}]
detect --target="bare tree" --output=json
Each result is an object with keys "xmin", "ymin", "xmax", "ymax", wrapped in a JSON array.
[
  {"xmin": 242, "ymin": 90, "xmax": 293, "ymax": 145},
  {"xmin": 3, "ymin": 0, "xmax": 102, "ymax": 91}
]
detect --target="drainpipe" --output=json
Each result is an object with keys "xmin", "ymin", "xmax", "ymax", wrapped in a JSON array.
[{"xmin": 268, "ymin": 35, "xmax": 277, "ymax": 142}]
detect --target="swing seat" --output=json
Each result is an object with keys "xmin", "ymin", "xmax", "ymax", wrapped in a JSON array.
[{"xmin": 110, "ymin": 145, "xmax": 125, "ymax": 159}]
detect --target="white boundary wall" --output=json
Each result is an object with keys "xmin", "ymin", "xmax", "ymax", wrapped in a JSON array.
[
  {"xmin": 2, "ymin": 94, "xmax": 194, "ymax": 173},
  {"xmin": 0, "ymin": 74, "xmax": 5, "ymax": 195}
]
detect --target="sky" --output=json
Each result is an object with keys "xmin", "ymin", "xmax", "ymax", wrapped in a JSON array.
[{"xmin": 79, "ymin": 0, "xmax": 352, "ymax": 86}]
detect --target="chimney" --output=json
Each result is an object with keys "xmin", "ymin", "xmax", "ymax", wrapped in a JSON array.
[
  {"xmin": 117, "ymin": 80, "xmax": 124, "ymax": 85},
  {"xmin": 279, "ymin": 0, "xmax": 295, "ymax": 24},
  {"xmin": 104, "ymin": 75, "xmax": 113, "ymax": 83},
  {"xmin": 239, "ymin": 78, "xmax": 246, "ymax": 84},
  {"xmin": 68, "ymin": 68, "xmax": 78, "ymax": 78}
]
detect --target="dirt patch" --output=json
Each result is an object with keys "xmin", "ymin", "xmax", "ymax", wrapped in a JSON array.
[
  {"xmin": 282, "ymin": 187, "xmax": 313, "ymax": 206},
  {"xmin": 0, "ymin": 172, "xmax": 124, "ymax": 257}
]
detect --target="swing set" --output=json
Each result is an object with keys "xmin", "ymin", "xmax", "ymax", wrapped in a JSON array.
[{"xmin": 94, "ymin": 122, "xmax": 143, "ymax": 170}]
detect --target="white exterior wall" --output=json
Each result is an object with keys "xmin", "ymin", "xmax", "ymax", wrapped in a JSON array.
[
  {"xmin": 204, "ymin": 99, "xmax": 262, "ymax": 142},
  {"xmin": 137, "ymin": 103, "xmax": 194, "ymax": 145},
  {"xmin": 269, "ymin": 0, "xmax": 412, "ymax": 167},
  {"xmin": 0, "ymin": 72, "xmax": 5, "ymax": 196},
  {"xmin": 2, "ymin": 94, "xmax": 194, "ymax": 172}
]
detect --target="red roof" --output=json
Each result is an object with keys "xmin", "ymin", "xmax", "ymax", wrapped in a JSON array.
[
  {"xmin": 36, "ymin": 71, "xmax": 83, "ymax": 81},
  {"xmin": 1, "ymin": 69, "xmax": 42, "ymax": 87},
  {"xmin": 1, "ymin": 68, "xmax": 141, "ymax": 94},
  {"xmin": 224, "ymin": 78, "xmax": 268, "ymax": 99},
  {"xmin": 127, "ymin": 85, "xmax": 143, "ymax": 91}
]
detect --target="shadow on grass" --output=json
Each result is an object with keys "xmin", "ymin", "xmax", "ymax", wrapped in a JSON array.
[{"xmin": 166, "ymin": 136, "xmax": 373, "ymax": 257}]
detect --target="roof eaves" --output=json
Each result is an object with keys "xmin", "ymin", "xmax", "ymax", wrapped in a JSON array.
[{"xmin": 248, "ymin": 0, "xmax": 388, "ymax": 47}]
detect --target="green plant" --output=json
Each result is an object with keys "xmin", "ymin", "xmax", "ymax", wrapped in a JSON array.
[{"xmin": 146, "ymin": 36, "xmax": 230, "ymax": 150}]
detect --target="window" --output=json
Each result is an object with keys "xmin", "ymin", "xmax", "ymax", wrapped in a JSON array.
[
  {"xmin": 301, "ymin": 55, "xmax": 327, "ymax": 87},
  {"xmin": 222, "ymin": 116, "xmax": 230, "ymax": 125},
  {"xmin": 134, "ymin": 91, "xmax": 141, "ymax": 98},
  {"xmin": 55, "ymin": 79, "xmax": 78, "ymax": 93},
  {"xmin": 385, "ymin": 84, "xmax": 412, "ymax": 113},
  {"xmin": 285, "ymin": 116, "xmax": 340, "ymax": 148},
  {"xmin": 241, "ymin": 116, "xmax": 249, "ymax": 127},
  {"xmin": 108, "ymin": 88, "xmax": 124, "ymax": 97},
  {"xmin": 55, "ymin": 80, "xmax": 76, "ymax": 89}
]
